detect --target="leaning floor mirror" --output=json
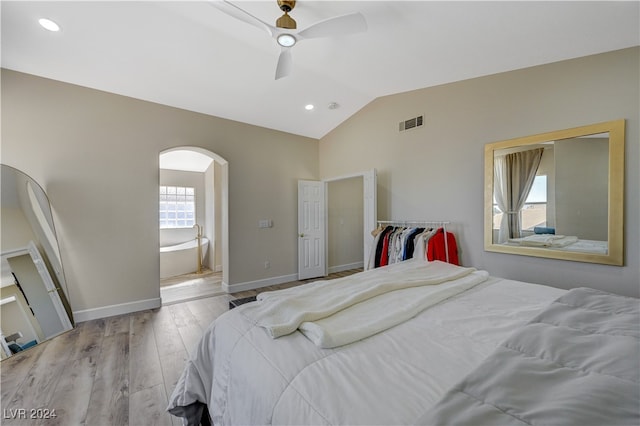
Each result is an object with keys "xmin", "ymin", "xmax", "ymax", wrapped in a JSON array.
[
  {"xmin": 1, "ymin": 164, "xmax": 74, "ymax": 359},
  {"xmin": 484, "ymin": 119, "xmax": 625, "ymax": 266}
]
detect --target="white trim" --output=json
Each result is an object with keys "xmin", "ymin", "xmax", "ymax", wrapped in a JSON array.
[
  {"xmin": 0, "ymin": 296, "xmax": 17, "ymax": 306},
  {"xmin": 223, "ymin": 273, "xmax": 298, "ymax": 294},
  {"xmin": 73, "ymin": 297, "xmax": 161, "ymax": 323},
  {"xmin": 159, "ymin": 147, "xmax": 229, "ymax": 297},
  {"xmin": 322, "ymin": 169, "xmax": 377, "ymax": 272},
  {"xmin": 1, "ymin": 246, "xmax": 30, "ymax": 259},
  {"xmin": 26, "ymin": 241, "xmax": 73, "ymax": 331},
  {"xmin": 328, "ymin": 261, "xmax": 364, "ymax": 274},
  {"xmin": 323, "ymin": 171, "xmax": 372, "ymax": 183}
]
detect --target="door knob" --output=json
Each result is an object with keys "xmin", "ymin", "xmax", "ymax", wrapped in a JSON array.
[{"xmin": 299, "ymin": 233, "xmax": 305, "ymax": 238}]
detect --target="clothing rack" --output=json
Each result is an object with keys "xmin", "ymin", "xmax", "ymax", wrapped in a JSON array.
[{"xmin": 376, "ymin": 220, "xmax": 452, "ymax": 263}]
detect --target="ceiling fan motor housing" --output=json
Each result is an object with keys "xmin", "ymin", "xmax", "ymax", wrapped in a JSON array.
[
  {"xmin": 276, "ymin": 0, "xmax": 297, "ymax": 29},
  {"xmin": 277, "ymin": 1, "xmax": 296, "ymax": 13}
]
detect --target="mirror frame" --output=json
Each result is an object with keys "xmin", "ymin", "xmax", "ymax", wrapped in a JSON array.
[{"xmin": 484, "ymin": 119, "xmax": 625, "ymax": 266}]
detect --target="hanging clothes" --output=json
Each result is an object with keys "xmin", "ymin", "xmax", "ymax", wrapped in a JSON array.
[
  {"xmin": 426, "ymin": 228, "xmax": 459, "ymax": 265},
  {"xmin": 368, "ymin": 224, "xmax": 458, "ymax": 268},
  {"xmin": 403, "ymin": 227, "xmax": 424, "ymax": 260},
  {"xmin": 374, "ymin": 226, "xmax": 394, "ymax": 268},
  {"xmin": 413, "ymin": 228, "xmax": 437, "ymax": 261},
  {"xmin": 367, "ymin": 229, "xmax": 384, "ymax": 270}
]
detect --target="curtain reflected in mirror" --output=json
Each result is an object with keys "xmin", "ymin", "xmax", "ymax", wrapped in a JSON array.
[
  {"xmin": 484, "ymin": 120, "xmax": 625, "ymax": 266},
  {"xmin": 1, "ymin": 164, "xmax": 74, "ymax": 359}
]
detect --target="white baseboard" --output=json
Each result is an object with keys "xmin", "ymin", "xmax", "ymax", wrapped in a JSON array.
[
  {"xmin": 223, "ymin": 262, "xmax": 364, "ymax": 294},
  {"xmin": 328, "ymin": 261, "xmax": 364, "ymax": 274},
  {"xmin": 73, "ymin": 297, "xmax": 162, "ymax": 323},
  {"xmin": 223, "ymin": 273, "xmax": 298, "ymax": 294}
]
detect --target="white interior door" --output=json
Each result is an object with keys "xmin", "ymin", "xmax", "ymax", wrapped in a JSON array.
[
  {"xmin": 298, "ymin": 180, "xmax": 326, "ymax": 280},
  {"xmin": 4, "ymin": 242, "xmax": 72, "ymax": 340}
]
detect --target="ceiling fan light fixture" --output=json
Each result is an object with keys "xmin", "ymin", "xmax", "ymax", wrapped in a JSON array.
[{"xmin": 277, "ymin": 33, "xmax": 297, "ymax": 47}]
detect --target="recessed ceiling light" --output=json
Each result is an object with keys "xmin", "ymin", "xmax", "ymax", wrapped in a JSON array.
[
  {"xmin": 277, "ymin": 34, "xmax": 296, "ymax": 47},
  {"xmin": 305, "ymin": 104, "xmax": 314, "ymax": 111},
  {"xmin": 38, "ymin": 18, "xmax": 60, "ymax": 32}
]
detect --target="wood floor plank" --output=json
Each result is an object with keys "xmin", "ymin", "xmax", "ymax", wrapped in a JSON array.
[
  {"xmin": 35, "ymin": 355, "xmax": 97, "ymax": 426},
  {"xmin": 69, "ymin": 318, "xmax": 106, "ymax": 361},
  {"xmin": 151, "ymin": 308, "xmax": 186, "ymax": 356},
  {"xmin": 4, "ymin": 328, "xmax": 79, "ymax": 417},
  {"xmin": 0, "ymin": 339, "xmax": 48, "ymax": 410},
  {"xmin": 129, "ymin": 383, "xmax": 173, "ymax": 426},
  {"xmin": 167, "ymin": 304, "xmax": 200, "ymax": 328},
  {"xmin": 185, "ymin": 300, "xmax": 218, "ymax": 332},
  {"xmin": 158, "ymin": 349, "xmax": 188, "ymax": 404},
  {"xmin": 176, "ymin": 325, "xmax": 204, "ymax": 358},
  {"xmin": 104, "ymin": 314, "xmax": 131, "ymax": 337},
  {"xmin": 129, "ymin": 311, "xmax": 164, "ymax": 394},
  {"xmin": 196, "ymin": 295, "xmax": 232, "ymax": 318},
  {"xmin": 85, "ymin": 332, "xmax": 129, "ymax": 426}
]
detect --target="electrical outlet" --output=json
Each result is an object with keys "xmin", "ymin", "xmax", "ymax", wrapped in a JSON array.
[{"xmin": 264, "ymin": 261, "xmax": 270, "ymax": 269}]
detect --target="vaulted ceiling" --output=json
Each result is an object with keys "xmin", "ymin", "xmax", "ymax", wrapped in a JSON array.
[{"xmin": 2, "ymin": 1, "xmax": 638, "ymax": 139}]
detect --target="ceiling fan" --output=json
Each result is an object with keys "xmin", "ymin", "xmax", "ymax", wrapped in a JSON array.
[{"xmin": 212, "ymin": 0, "xmax": 367, "ymax": 80}]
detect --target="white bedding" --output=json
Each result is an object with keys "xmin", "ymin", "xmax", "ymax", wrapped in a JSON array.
[
  {"xmin": 508, "ymin": 234, "xmax": 578, "ymax": 247},
  {"xmin": 506, "ymin": 236, "xmax": 608, "ymax": 254},
  {"xmin": 421, "ymin": 287, "xmax": 640, "ymax": 425},
  {"xmin": 168, "ymin": 260, "xmax": 566, "ymax": 425},
  {"xmin": 245, "ymin": 260, "xmax": 488, "ymax": 348}
]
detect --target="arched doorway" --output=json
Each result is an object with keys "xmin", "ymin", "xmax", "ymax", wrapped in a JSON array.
[{"xmin": 158, "ymin": 147, "xmax": 229, "ymax": 304}]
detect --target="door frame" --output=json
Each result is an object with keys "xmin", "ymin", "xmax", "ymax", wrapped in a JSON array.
[
  {"xmin": 322, "ymin": 169, "xmax": 377, "ymax": 272},
  {"xmin": 297, "ymin": 169, "xmax": 377, "ymax": 279},
  {"xmin": 159, "ymin": 147, "xmax": 229, "ymax": 288}
]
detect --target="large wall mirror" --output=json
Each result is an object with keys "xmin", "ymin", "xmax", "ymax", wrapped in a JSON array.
[
  {"xmin": 1, "ymin": 164, "xmax": 74, "ymax": 360},
  {"xmin": 484, "ymin": 119, "xmax": 625, "ymax": 266}
]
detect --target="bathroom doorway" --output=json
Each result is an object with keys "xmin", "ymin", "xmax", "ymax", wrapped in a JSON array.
[{"xmin": 158, "ymin": 147, "xmax": 229, "ymax": 305}]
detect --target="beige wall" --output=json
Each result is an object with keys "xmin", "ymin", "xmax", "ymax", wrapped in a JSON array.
[
  {"xmin": 1, "ymin": 69, "xmax": 318, "ymax": 317},
  {"xmin": 320, "ymin": 47, "xmax": 639, "ymax": 297},
  {"xmin": 555, "ymin": 138, "xmax": 608, "ymax": 240}
]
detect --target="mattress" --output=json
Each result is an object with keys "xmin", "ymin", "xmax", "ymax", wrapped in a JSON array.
[{"xmin": 167, "ymin": 260, "xmax": 566, "ymax": 425}]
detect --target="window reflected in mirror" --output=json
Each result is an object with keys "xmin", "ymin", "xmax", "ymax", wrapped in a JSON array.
[{"xmin": 484, "ymin": 120, "xmax": 624, "ymax": 266}]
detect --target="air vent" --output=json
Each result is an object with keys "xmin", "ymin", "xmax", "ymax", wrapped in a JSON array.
[{"xmin": 399, "ymin": 115, "xmax": 424, "ymax": 132}]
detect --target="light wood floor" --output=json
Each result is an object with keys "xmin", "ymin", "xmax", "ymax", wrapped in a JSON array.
[
  {"xmin": 0, "ymin": 268, "xmax": 362, "ymax": 426},
  {"xmin": 160, "ymin": 269, "xmax": 224, "ymax": 306}
]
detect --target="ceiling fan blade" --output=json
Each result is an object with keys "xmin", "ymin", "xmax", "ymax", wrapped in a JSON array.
[
  {"xmin": 210, "ymin": 0, "xmax": 275, "ymax": 37},
  {"xmin": 275, "ymin": 48, "xmax": 293, "ymax": 80},
  {"xmin": 297, "ymin": 12, "xmax": 367, "ymax": 40}
]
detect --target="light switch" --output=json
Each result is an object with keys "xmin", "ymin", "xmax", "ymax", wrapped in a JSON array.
[{"xmin": 259, "ymin": 219, "xmax": 272, "ymax": 228}]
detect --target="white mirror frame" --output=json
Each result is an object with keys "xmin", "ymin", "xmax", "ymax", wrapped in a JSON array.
[{"xmin": 484, "ymin": 119, "xmax": 625, "ymax": 266}]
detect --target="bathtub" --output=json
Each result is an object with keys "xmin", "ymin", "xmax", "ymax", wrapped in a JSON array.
[{"xmin": 160, "ymin": 238, "xmax": 209, "ymax": 279}]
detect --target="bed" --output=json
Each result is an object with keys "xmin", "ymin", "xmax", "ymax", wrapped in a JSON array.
[
  {"xmin": 506, "ymin": 235, "xmax": 609, "ymax": 254},
  {"xmin": 167, "ymin": 259, "xmax": 639, "ymax": 425}
]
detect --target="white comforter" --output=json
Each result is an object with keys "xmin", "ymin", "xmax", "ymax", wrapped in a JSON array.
[
  {"xmin": 168, "ymin": 260, "xmax": 565, "ymax": 425},
  {"xmin": 245, "ymin": 260, "xmax": 487, "ymax": 348},
  {"xmin": 421, "ymin": 287, "xmax": 640, "ymax": 425}
]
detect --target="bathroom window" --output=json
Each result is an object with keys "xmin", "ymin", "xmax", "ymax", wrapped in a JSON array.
[{"xmin": 159, "ymin": 186, "xmax": 195, "ymax": 228}]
